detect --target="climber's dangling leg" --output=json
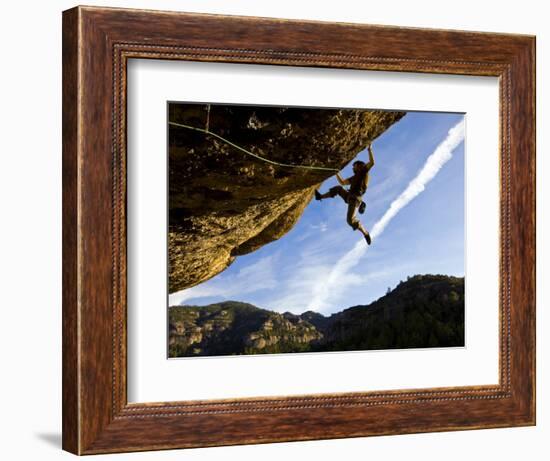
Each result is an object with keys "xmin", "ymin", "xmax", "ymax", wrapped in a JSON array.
[
  {"xmin": 314, "ymin": 187, "xmax": 371, "ymax": 245},
  {"xmin": 346, "ymin": 195, "xmax": 372, "ymax": 245}
]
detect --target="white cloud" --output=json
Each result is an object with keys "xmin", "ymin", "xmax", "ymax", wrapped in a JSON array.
[
  {"xmin": 311, "ymin": 222, "xmax": 328, "ymax": 232},
  {"xmin": 306, "ymin": 120, "xmax": 465, "ymax": 312},
  {"xmin": 270, "ymin": 257, "xmax": 395, "ymax": 314},
  {"xmin": 168, "ymin": 253, "xmax": 278, "ymax": 305}
]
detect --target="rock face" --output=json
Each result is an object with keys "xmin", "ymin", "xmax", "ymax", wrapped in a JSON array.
[
  {"xmin": 168, "ymin": 275, "xmax": 465, "ymax": 357},
  {"xmin": 168, "ymin": 103, "xmax": 405, "ymax": 293}
]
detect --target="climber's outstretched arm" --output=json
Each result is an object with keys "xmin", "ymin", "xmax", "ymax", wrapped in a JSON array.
[
  {"xmin": 336, "ymin": 173, "xmax": 350, "ymax": 186},
  {"xmin": 366, "ymin": 144, "xmax": 375, "ymax": 170}
]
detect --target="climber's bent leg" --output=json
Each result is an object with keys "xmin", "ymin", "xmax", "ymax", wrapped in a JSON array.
[
  {"xmin": 330, "ymin": 185, "xmax": 348, "ymax": 200},
  {"xmin": 316, "ymin": 185, "xmax": 348, "ymax": 201}
]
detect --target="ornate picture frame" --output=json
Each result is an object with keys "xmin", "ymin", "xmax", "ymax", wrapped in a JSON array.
[{"xmin": 62, "ymin": 5, "xmax": 535, "ymax": 454}]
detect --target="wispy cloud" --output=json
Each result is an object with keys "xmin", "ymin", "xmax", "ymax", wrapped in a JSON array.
[
  {"xmin": 266, "ymin": 258, "xmax": 399, "ymax": 314},
  {"xmin": 311, "ymin": 222, "xmax": 328, "ymax": 232},
  {"xmin": 168, "ymin": 253, "xmax": 278, "ymax": 305},
  {"xmin": 306, "ymin": 120, "xmax": 465, "ymax": 312}
]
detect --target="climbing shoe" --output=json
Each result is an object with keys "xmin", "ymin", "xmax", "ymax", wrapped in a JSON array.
[
  {"xmin": 358, "ymin": 201, "xmax": 366, "ymax": 214},
  {"xmin": 314, "ymin": 190, "xmax": 322, "ymax": 201},
  {"xmin": 364, "ymin": 232, "xmax": 372, "ymax": 245}
]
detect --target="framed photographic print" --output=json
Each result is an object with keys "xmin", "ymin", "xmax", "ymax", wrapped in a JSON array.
[{"xmin": 62, "ymin": 5, "xmax": 535, "ymax": 455}]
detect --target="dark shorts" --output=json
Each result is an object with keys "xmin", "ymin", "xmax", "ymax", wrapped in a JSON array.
[{"xmin": 328, "ymin": 185, "xmax": 362, "ymax": 230}]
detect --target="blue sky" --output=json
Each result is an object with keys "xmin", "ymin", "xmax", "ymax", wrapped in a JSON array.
[{"xmin": 169, "ymin": 111, "xmax": 465, "ymax": 315}]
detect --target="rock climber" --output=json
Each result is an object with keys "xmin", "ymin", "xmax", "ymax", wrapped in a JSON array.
[{"xmin": 314, "ymin": 143, "xmax": 375, "ymax": 245}]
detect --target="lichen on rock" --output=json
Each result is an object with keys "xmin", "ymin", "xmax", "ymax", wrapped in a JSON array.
[{"xmin": 168, "ymin": 104, "xmax": 405, "ymax": 293}]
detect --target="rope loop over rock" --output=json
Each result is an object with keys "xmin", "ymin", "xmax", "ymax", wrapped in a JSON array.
[{"xmin": 169, "ymin": 121, "xmax": 340, "ymax": 173}]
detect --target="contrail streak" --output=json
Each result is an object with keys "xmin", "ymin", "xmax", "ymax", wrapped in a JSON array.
[
  {"xmin": 307, "ymin": 119, "xmax": 465, "ymax": 312},
  {"xmin": 371, "ymin": 119, "xmax": 465, "ymax": 238}
]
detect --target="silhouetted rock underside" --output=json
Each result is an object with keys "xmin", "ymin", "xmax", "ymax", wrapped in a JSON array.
[{"xmin": 169, "ymin": 103, "xmax": 405, "ymax": 292}]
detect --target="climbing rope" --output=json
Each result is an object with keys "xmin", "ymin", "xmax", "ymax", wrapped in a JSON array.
[{"xmin": 168, "ymin": 120, "xmax": 340, "ymax": 173}]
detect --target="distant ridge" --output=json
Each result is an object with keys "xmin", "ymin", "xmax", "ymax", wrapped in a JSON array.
[{"xmin": 169, "ymin": 274, "xmax": 464, "ymax": 357}]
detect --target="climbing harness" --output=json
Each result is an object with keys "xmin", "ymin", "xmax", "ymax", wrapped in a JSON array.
[{"xmin": 169, "ymin": 104, "xmax": 339, "ymax": 173}]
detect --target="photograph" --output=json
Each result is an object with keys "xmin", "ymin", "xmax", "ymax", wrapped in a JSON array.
[{"xmin": 167, "ymin": 103, "xmax": 466, "ymax": 358}]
